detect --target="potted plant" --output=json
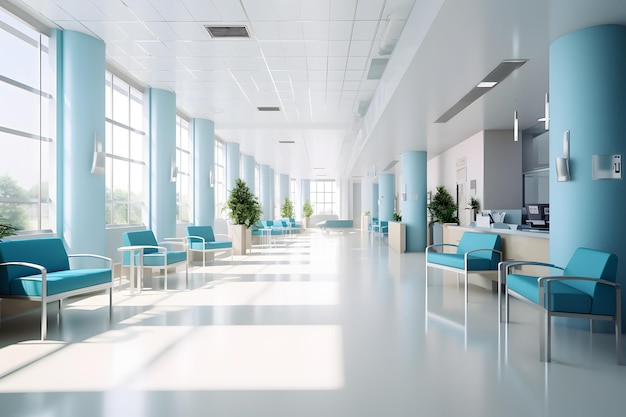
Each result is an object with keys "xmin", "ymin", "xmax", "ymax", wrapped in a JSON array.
[
  {"xmin": 467, "ymin": 197, "xmax": 480, "ymax": 223},
  {"xmin": 0, "ymin": 218, "xmax": 16, "ymax": 241},
  {"xmin": 427, "ymin": 185, "xmax": 459, "ymax": 245},
  {"xmin": 392, "ymin": 212, "xmax": 402, "ymax": 222},
  {"xmin": 226, "ymin": 179, "xmax": 262, "ymax": 255},
  {"xmin": 302, "ymin": 200, "xmax": 313, "ymax": 229},
  {"xmin": 280, "ymin": 197, "xmax": 294, "ymax": 219},
  {"xmin": 362, "ymin": 210, "xmax": 371, "ymax": 230}
]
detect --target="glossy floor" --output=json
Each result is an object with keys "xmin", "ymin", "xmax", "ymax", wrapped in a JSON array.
[{"xmin": 0, "ymin": 231, "xmax": 624, "ymax": 416}]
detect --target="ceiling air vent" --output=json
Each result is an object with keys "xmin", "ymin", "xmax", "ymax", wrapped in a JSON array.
[
  {"xmin": 257, "ymin": 106, "xmax": 280, "ymax": 112},
  {"xmin": 367, "ymin": 58, "xmax": 389, "ymax": 80},
  {"xmin": 204, "ymin": 25, "xmax": 250, "ymax": 38},
  {"xmin": 278, "ymin": 140, "xmax": 295, "ymax": 144}
]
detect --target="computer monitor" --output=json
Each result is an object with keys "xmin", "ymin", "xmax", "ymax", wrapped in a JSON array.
[{"xmin": 525, "ymin": 204, "xmax": 549, "ymax": 229}]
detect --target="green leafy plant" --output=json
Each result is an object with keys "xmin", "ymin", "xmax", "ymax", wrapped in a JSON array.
[
  {"xmin": 468, "ymin": 196, "xmax": 480, "ymax": 210},
  {"xmin": 302, "ymin": 200, "xmax": 314, "ymax": 218},
  {"xmin": 280, "ymin": 197, "xmax": 294, "ymax": 219},
  {"xmin": 0, "ymin": 218, "xmax": 17, "ymax": 241},
  {"xmin": 392, "ymin": 212, "xmax": 402, "ymax": 222},
  {"xmin": 427, "ymin": 185, "xmax": 459, "ymax": 225},
  {"xmin": 225, "ymin": 179, "xmax": 262, "ymax": 228},
  {"xmin": 363, "ymin": 210, "xmax": 371, "ymax": 216}
]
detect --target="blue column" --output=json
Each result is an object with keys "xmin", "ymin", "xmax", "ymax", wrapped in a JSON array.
[
  {"xmin": 242, "ymin": 154, "xmax": 255, "ymax": 193},
  {"xmin": 301, "ymin": 179, "xmax": 310, "ymax": 217},
  {"xmin": 192, "ymin": 118, "xmax": 214, "ymax": 227},
  {"xmin": 226, "ymin": 142, "xmax": 240, "ymax": 193},
  {"xmin": 550, "ymin": 24, "xmax": 626, "ymax": 329},
  {"xmin": 61, "ymin": 31, "xmax": 105, "ymax": 255},
  {"xmin": 372, "ymin": 183, "xmax": 379, "ymax": 218},
  {"xmin": 378, "ymin": 173, "xmax": 395, "ymax": 221},
  {"xmin": 279, "ymin": 174, "xmax": 289, "ymax": 204},
  {"xmin": 148, "ymin": 88, "xmax": 176, "ymax": 241},
  {"xmin": 402, "ymin": 151, "xmax": 427, "ymax": 252},
  {"xmin": 260, "ymin": 164, "xmax": 271, "ymax": 220}
]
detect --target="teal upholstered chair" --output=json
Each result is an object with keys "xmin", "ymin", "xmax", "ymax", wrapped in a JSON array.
[
  {"xmin": 501, "ymin": 247, "xmax": 622, "ymax": 364},
  {"xmin": 186, "ymin": 225, "xmax": 233, "ymax": 266},
  {"xmin": 121, "ymin": 230, "xmax": 188, "ymax": 291},
  {"xmin": 426, "ymin": 232, "xmax": 502, "ymax": 307}
]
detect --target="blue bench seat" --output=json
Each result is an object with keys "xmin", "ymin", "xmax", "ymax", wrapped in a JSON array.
[{"xmin": 186, "ymin": 225, "xmax": 233, "ymax": 266}]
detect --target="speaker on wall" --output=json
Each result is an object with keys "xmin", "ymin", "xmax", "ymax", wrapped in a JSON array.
[
  {"xmin": 91, "ymin": 133, "xmax": 105, "ymax": 174},
  {"xmin": 555, "ymin": 157, "xmax": 570, "ymax": 182}
]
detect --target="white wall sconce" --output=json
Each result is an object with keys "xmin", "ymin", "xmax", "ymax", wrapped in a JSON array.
[
  {"xmin": 91, "ymin": 133, "xmax": 105, "ymax": 174},
  {"xmin": 402, "ymin": 184, "xmax": 407, "ymax": 201},
  {"xmin": 170, "ymin": 158, "xmax": 178, "ymax": 183},
  {"xmin": 513, "ymin": 111, "xmax": 520, "ymax": 142},
  {"xmin": 555, "ymin": 130, "xmax": 571, "ymax": 182},
  {"xmin": 537, "ymin": 93, "xmax": 550, "ymax": 130},
  {"xmin": 209, "ymin": 169, "xmax": 215, "ymax": 188}
]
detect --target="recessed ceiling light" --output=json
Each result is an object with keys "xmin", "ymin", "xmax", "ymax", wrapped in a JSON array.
[
  {"xmin": 204, "ymin": 25, "xmax": 250, "ymax": 38},
  {"xmin": 477, "ymin": 81, "xmax": 498, "ymax": 88},
  {"xmin": 278, "ymin": 140, "xmax": 295, "ymax": 144},
  {"xmin": 257, "ymin": 106, "xmax": 280, "ymax": 112},
  {"xmin": 313, "ymin": 167, "xmax": 324, "ymax": 170}
]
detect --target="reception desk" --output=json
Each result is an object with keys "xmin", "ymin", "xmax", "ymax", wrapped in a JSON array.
[{"xmin": 443, "ymin": 225, "xmax": 549, "ymax": 289}]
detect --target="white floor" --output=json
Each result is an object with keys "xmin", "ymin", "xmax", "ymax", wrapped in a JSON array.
[{"xmin": 0, "ymin": 231, "xmax": 624, "ymax": 416}]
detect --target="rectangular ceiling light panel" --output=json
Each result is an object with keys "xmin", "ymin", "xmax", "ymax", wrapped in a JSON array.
[
  {"xmin": 257, "ymin": 106, "xmax": 281, "ymax": 111},
  {"xmin": 367, "ymin": 58, "xmax": 389, "ymax": 80},
  {"xmin": 435, "ymin": 59, "xmax": 528, "ymax": 123},
  {"xmin": 204, "ymin": 25, "xmax": 250, "ymax": 38}
]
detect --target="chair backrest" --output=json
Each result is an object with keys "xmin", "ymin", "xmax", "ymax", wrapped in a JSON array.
[
  {"xmin": 563, "ymin": 248, "xmax": 618, "ymax": 306},
  {"xmin": 186, "ymin": 225, "xmax": 216, "ymax": 243},
  {"xmin": 123, "ymin": 230, "xmax": 158, "ymax": 256},
  {"xmin": 456, "ymin": 232, "xmax": 501, "ymax": 268},
  {"xmin": 0, "ymin": 238, "xmax": 70, "ymax": 293}
]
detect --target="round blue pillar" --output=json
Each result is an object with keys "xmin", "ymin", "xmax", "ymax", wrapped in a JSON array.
[
  {"xmin": 226, "ymin": 142, "xmax": 240, "ymax": 193},
  {"xmin": 402, "ymin": 151, "xmax": 427, "ymax": 252},
  {"xmin": 550, "ymin": 24, "xmax": 626, "ymax": 329},
  {"xmin": 192, "ymin": 118, "xmax": 215, "ymax": 227},
  {"xmin": 260, "ymin": 165, "xmax": 271, "ymax": 220},
  {"xmin": 242, "ymin": 154, "xmax": 255, "ymax": 194},
  {"xmin": 378, "ymin": 173, "xmax": 395, "ymax": 221},
  {"xmin": 61, "ymin": 31, "xmax": 105, "ymax": 255}
]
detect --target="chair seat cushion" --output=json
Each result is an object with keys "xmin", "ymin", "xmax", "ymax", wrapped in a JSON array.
[
  {"xmin": 190, "ymin": 241, "xmax": 232, "ymax": 250},
  {"xmin": 427, "ymin": 252, "xmax": 494, "ymax": 271},
  {"xmin": 9, "ymin": 269, "xmax": 111, "ymax": 297},
  {"xmin": 142, "ymin": 251, "xmax": 187, "ymax": 267},
  {"xmin": 506, "ymin": 273, "xmax": 593, "ymax": 314}
]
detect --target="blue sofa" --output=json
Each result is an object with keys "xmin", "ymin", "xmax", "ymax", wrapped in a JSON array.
[
  {"xmin": 186, "ymin": 225, "xmax": 233, "ymax": 266},
  {"xmin": 426, "ymin": 231, "xmax": 502, "ymax": 308},
  {"xmin": 122, "ymin": 230, "xmax": 188, "ymax": 291},
  {"xmin": 0, "ymin": 238, "xmax": 113, "ymax": 340},
  {"xmin": 501, "ymin": 247, "xmax": 622, "ymax": 364}
]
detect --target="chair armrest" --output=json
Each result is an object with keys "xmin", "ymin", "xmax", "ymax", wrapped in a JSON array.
[
  {"xmin": 214, "ymin": 234, "xmax": 232, "ymax": 242},
  {"xmin": 539, "ymin": 276, "xmax": 621, "ymax": 314},
  {"xmin": 158, "ymin": 240, "xmax": 186, "ymax": 250},
  {"xmin": 425, "ymin": 243, "xmax": 459, "ymax": 253},
  {"xmin": 185, "ymin": 235, "xmax": 206, "ymax": 245},
  {"xmin": 464, "ymin": 248, "xmax": 502, "ymax": 262},
  {"xmin": 505, "ymin": 261, "xmax": 563, "ymax": 274},
  {"xmin": 68, "ymin": 254, "xmax": 112, "ymax": 268},
  {"xmin": 0, "ymin": 261, "xmax": 46, "ymax": 274}
]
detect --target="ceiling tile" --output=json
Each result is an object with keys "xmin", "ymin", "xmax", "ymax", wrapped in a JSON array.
[
  {"xmin": 329, "ymin": 21, "xmax": 353, "ymax": 41},
  {"xmin": 308, "ymin": 82, "xmax": 326, "ymax": 91},
  {"xmin": 54, "ymin": 20, "xmax": 93, "ymax": 36},
  {"xmin": 241, "ymin": 0, "xmax": 274, "ymax": 21},
  {"xmin": 89, "ymin": 0, "xmax": 136, "ymax": 20},
  {"xmin": 328, "ymin": 56, "xmax": 347, "ymax": 70},
  {"xmin": 259, "ymin": 41, "xmax": 284, "ymax": 57},
  {"xmin": 20, "ymin": 0, "xmax": 73, "ymax": 20},
  {"xmin": 326, "ymin": 81, "xmax": 343, "ymax": 91},
  {"xmin": 327, "ymin": 70, "xmax": 345, "ymax": 81},
  {"xmin": 328, "ymin": 41, "xmax": 349, "ymax": 56},
  {"xmin": 136, "ymin": 40, "xmax": 175, "ymax": 56},
  {"xmin": 163, "ymin": 41, "xmax": 194, "ymax": 56},
  {"xmin": 143, "ymin": 22, "xmax": 180, "ymax": 41},
  {"xmin": 270, "ymin": 0, "xmax": 300, "ymax": 21},
  {"xmin": 382, "ymin": 0, "xmax": 416, "ymax": 19},
  {"xmin": 280, "ymin": 41, "xmax": 306, "ymax": 57},
  {"xmin": 344, "ymin": 70, "xmax": 364, "ymax": 81},
  {"xmin": 287, "ymin": 70, "xmax": 307, "ymax": 81},
  {"xmin": 210, "ymin": 0, "xmax": 247, "ymax": 20},
  {"xmin": 352, "ymin": 21, "xmax": 379, "ymax": 40},
  {"xmin": 80, "ymin": 21, "xmax": 128, "ymax": 41},
  {"xmin": 168, "ymin": 22, "xmax": 212, "ymax": 40},
  {"xmin": 360, "ymin": 80, "xmax": 380, "ymax": 91},
  {"xmin": 108, "ymin": 56, "xmax": 146, "ymax": 71},
  {"xmin": 224, "ymin": 57, "xmax": 268, "ymax": 71},
  {"xmin": 347, "ymin": 56, "xmax": 368, "ymax": 70},
  {"xmin": 348, "ymin": 40, "xmax": 373, "ymax": 56},
  {"xmin": 304, "ymin": 41, "xmax": 328, "ymax": 57},
  {"xmin": 342, "ymin": 81, "xmax": 361, "ymax": 91},
  {"xmin": 180, "ymin": 0, "xmax": 221, "ymax": 21},
  {"xmin": 274, "ymin": 81, "xmax": 292, "ymax": 92},
  {"xmin": 270, "ymin": 71, "xmax": 291, "ymax": 82},
  {"xmin": 252, "ymin": 71, "xmax": 273, "ymax": 83},
  {"xmin": 177, "ymin": 57, "xmax": 227, "ymax": 71},
  {"xmin": 148, "ymin": 0, "xmax": 194, "ymax": 21},
  {"xmin": 306, "ymin": 57, "xmax": 328, "ymax": 71},
  {"xmin": 276, "ymin": 22, "xmax": 304, "ymax": 40},
  {"xmin": 210, "ymin": 41, "xmax": 263, "ymax": 57},
  {"xmin": 109, "ymin": 40, "xmax": 153, "ymax": 56},
  {"xmin": 302, "ymin": 21, "xmax": 329, "ymax": 41},
  {"xmin": 307, "ymin": 71, "xmax": 326, "ymax": 82},
  {"xmin": 121, "ymin": 0, "xmax": 164, "ymax": 21},
  {"xmin": 251, "ymin": 22, "xmax": 280, "ymax": 40},
  {"xmin": 116, "ymin": 21, "xmax": 157, "ymax": 40},
  {"xmin": 133, "ymin": 56, "xmax": 179, "ymax": 70},
  {"xmin": 355, "ymin": 0, "xmax": 385, "ymax": 20},
  {"xmin": 300, "ymin": 0, "xmax": 330, "ymax": 21},
  {"xmin": 341, "ymin": 91, "xmax": 358, "ymax": 100},
  {"xmin": 55, "ymin": 1, "xmax": 107, "ymax": 20},
  {"xmin": 189, "ymin": 70, "xmax": 234, "ymax": 82},
  {"xmin": 330, "ymin": 0, "xmax": 356, "ymax": 20}
]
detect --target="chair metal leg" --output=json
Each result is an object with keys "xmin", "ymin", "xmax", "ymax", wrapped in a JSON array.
[
  {"xmin": 109, "ymin": 287, "xmax": 113, "ymax": 322},
  {"xmin": 464, "ymin": 271, "xmax": 469, "ymax": 305},
  {"xmin": 41, "ymin": 301, "xmax": 47, "ymax": 341}
]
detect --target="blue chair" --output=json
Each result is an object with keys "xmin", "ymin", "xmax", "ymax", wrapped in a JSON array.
[
  {"xmin": 121, "ymin": 230, "xmax": 188, "ymax": 291},
  {"xmin": 501, "ymin": 247, "xmax": 622, "ymax": 364},
  {"xmin": 426, "ymin": 232, "xmax": 502, "ymax": 307},
  {"xmin": 186, "ymin": 225, "xmax": 233, "ymax": 266}
]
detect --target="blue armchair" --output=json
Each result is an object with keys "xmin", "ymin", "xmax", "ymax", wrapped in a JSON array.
[
  {"xmin": 121, "ymin": 230, "xmax": 188, "ymax": 291},
  {"xmin": 186, "ymin": 225, "xmax": 233, "ymax": 266},
  {"xmin": 501, "ymin": 247, "xmax": 622, "ymax": 364}
]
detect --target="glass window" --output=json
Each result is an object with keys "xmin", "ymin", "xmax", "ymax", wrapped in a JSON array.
[
  {"xmin": 215, "ymin": 138, "xmax": 226, "ymax": 218},
  {"xmin": 0, "ymin": 8, "xmax": 55, "ymax": 232},
  {"xmin": 176, "ymin": 115, "xmax": 191, "ymax": 223},
  {"xmin": 105, "ymin": 71, "xmax": 145, "ymax": 225},
  {"xmin": 290, "ymin": 178, "xmax": 297, "ymax": 218},
  {"xmin": 254, "ymin": 164, "xmax": 260, "ymax": 199},
  {"xmin": 309, "ymin": 180, "xmax": 336, "ymax": 215}
]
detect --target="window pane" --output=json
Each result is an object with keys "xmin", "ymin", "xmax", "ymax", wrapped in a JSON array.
[
  {"xmin": 130, "ymin": 162, "xmax": 143, "ymax": 201},
  {"xmin": 112, "ymin": 125, "xmax": 129, "ymax": 158},
  {"xmin": 130, "ymin": 89, "xmax": 143, "ymax": 130},
  {"xmin": 112, "ymin": 77, "xmax": 129, "ymax": 125},
  {"xmin": 112, "ymin": 203, "xmax": 128, "ymax": 225},
  {"xmin": 112, "ymin": 158, "xmax": 129, "ymax": 202},
  {"xmin": 130, "ymin": 203, "xmax": 142, "ymax": 224},
  {"xmin": 130, "ymin": 131, "xmax": 143, "ymax": 161}
]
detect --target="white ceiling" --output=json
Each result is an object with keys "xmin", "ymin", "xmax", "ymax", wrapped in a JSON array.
[{"xmin": 6, "ymin": 0, "xmax": 626, "ymax": 181}]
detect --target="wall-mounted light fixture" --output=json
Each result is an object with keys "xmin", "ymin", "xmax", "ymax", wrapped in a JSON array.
[
  {"xmin": 537, "ymin": 93, "xmax": 550, "ymax": 130},
  {"xmin": 555, "ymin": 130, "xmax": 571, "ymax": 182},
  {"xmin": 170, "ymin": 158, "xmax": 178, "ymax": 183},
  {"xmin": 513, "ymin": 111, "xmax": 520, "ymax": 142},
  {"xmin": 91, "ymin": 133, "xmax": 105, "ymax": 174},
  {"xmin": 209, "ymin": 169, "xmax": 215, "ymax": 188},
  {"xmin": 402, "ymin": 184, "xmax": 407, "ymax": 201}
]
